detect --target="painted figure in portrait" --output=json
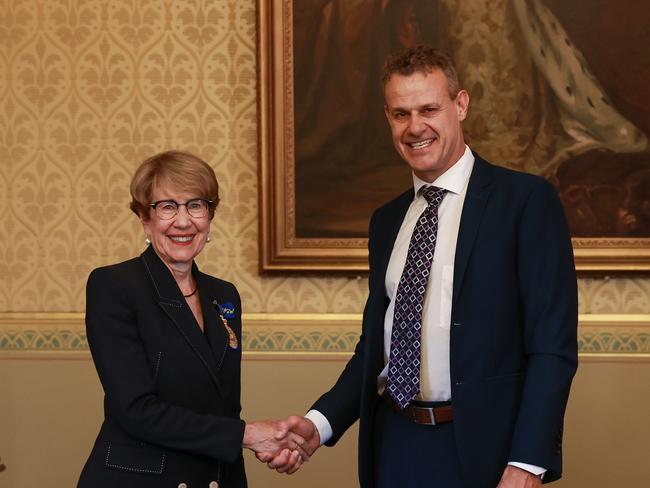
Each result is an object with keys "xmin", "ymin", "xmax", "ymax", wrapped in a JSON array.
[{"xmin": 292, "ymin": 0, "xmax": 649, "ymax": 239}]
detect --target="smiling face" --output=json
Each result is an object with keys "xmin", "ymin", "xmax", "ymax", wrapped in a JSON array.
[
  {"xmin": 141, "ymin": 183, "xmax": 211, "ymax": 270},
  {"xmin": 384, "ymin": 69, "xmax": 469, "ymax": 182}
]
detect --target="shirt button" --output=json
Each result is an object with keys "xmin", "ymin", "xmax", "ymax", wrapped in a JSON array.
[{"xmin": 209, "ymin": 482, "xmax": 219, "ymax": 488}]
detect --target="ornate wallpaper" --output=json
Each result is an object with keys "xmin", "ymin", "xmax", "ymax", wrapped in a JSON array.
[{"xmin": 0, "ymin": 0, "xmax": 648, "ymax": 315}]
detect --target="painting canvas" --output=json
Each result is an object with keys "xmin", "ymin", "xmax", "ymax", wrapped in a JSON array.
[
  {"xmin": 258, "ymin": 0, "xmax": 650, "ymax": 271},
  {"xmin": 293, "ymin": 0, "xmax": 438, "ymax": 238},
  {"xmin": 536, "ymin": 0, "xmax": 649, "ymax": 238}
]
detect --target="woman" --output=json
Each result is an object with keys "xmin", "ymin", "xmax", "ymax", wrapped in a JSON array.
[{"xmin": 78, "ymin": 151, "xmax": 303, "ymax": 488}]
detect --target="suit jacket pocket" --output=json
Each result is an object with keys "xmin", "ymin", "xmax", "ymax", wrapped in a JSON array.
[{"xmin": 105, "ymin": 442, "xmax": 166, "ymax": 475}]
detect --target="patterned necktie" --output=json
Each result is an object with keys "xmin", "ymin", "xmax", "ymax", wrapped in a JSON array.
[{"xmin": 387, "ymin": 185, "xmax": 447, "ymax": 409}]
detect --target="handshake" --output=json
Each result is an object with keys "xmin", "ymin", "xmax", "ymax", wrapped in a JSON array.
[{"xmin": 242, "ymin": 416, "xmax": 321, "ymax": 474}]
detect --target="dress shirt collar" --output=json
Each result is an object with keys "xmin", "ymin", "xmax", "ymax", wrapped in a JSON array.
[{"xmin": 412, "ymin": 145, "xmax": 475, "ymax": 198}]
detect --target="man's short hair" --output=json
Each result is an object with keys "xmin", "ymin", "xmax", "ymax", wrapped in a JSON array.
[{"xmin": 381, "ymin": 45, "xmax": 460, "ymax": 98}]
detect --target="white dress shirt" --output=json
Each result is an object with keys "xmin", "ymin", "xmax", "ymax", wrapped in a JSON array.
[
  {"xmin": 306, "ymin": 146, "xmax": 544, "ymax": 477},
  {"xmin": 377, "ymin": 145, "xmax": 474, "ymax": 401}
]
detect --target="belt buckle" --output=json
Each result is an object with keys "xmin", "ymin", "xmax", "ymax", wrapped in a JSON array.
[
  {"xmin": 410, "ymin": 405, "xmax": 436, "ymax": 425},
  {"xmin": 425, "ymin": 406, "xmax": 436, "ymax": 425}
]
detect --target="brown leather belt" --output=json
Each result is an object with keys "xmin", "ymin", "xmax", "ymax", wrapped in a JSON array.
[{"xmin": 383, "ymin": 394, "xmax": 453, "ymax": 425}]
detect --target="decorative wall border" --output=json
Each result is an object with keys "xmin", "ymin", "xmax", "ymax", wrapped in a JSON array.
[
  {"xmin": 575, "ymin": 314, "xmax": 650, "ymax": 362},
  {"xmin": 0, "ymin": 313, "xmax": 648, "ymax": 361}
]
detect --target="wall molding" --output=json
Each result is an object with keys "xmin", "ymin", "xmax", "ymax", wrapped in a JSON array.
[{"xmin": 1, "ymin": 313, "xmax": 648, "ymax": 361}]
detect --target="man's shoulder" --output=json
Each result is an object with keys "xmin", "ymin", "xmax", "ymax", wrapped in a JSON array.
[
  {"xmin": 365, "ymin": 187, "xmax": 413, "ymax": 232},
  {"xmin": 372, "ymin": 187, "xmax": 413, "ymax": 219},
  {"xmin": 477, "ymin": 156, "xmax": 554, "ymax": 195}
]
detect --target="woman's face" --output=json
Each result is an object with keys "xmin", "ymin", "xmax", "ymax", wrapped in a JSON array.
[{"xmin": 141, "ymin": 183, "xmax": 211, "ymax": 269}]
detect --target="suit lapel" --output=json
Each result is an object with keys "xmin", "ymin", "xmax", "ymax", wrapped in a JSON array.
[
  {"xmin": 376, "ymin": 189, "xmax": 414, "ymax": 283},
  {"xmin": 140, "ymin": 246, "xmax": 224, "ymax": 396},
  {"xmin": 375, "ymin": 161, "xmax": 493, "ymax": 310},
  {"xmin": 453, "ymin": 155, "xmax": 494, "ymax": 305},
  {"xmin": 196, "ymin": 272, "xmax": 230, "ymax": 372},
  {"xmin": 366, "ymin": 189, "xmax": 413, "ymax": 380}
]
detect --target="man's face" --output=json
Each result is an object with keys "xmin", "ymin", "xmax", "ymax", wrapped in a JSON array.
[{"xmin": 384, "ymin": 70, "xmax": 469, "ymax": 182}]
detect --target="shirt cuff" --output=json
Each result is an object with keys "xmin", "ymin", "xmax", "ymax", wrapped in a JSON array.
[
  {"xmin": 305, "ymin": 409, "xmax": 333, "ymax": 445},
  {"xmin": 508, "ymin": 461, "xmax": 546, "ymax": 477}
]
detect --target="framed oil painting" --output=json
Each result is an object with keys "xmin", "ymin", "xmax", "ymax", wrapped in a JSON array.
[{"xmin": 258, "ymin": 0, "xmax": 650, "ymax": 272}]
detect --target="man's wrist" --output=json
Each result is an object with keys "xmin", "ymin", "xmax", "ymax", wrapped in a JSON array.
[
  {"xmin": 304, "ymin": 409, "xmax": 332, "ymax": 445},
  {"xmin": 507, "ymin": 461, "xmax": 546, "ymax": 478}
]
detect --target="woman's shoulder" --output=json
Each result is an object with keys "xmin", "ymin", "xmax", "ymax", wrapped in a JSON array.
[
  {"xmin": 197, "ymin": 271, "xmax": 240, "ymax": 299},
  {"xmin": 87, "ymin": 256, "xmax": 145, "ymax": 289}
]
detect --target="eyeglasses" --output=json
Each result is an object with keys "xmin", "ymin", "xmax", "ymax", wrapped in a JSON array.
[{"xmin": 150, "ymin": 199, "xmax": 213, "ymax": 220}]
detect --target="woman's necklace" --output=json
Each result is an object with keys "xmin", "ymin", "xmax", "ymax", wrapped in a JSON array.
[{"xmin": 183, "ymin": 282, "xmax": 198, "ymax": 298}]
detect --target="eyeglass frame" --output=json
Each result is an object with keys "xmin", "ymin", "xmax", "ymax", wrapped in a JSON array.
[{"xmin": 149, "ymin": 198, "xmax": 214, "ymax": 220}]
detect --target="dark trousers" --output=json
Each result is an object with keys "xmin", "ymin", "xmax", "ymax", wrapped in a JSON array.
[{"xmin": 373, "ymin": 397, "xmax": 468, "ymax": 488}]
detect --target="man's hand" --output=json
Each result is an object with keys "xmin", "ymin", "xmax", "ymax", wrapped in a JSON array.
[
  {"xmin": 497, "ymin": 465, "xmax": 543, "ymax": 488},
  {"xmin": 256, "ymin": 416, "xmax": 320, "ymax": 474}
]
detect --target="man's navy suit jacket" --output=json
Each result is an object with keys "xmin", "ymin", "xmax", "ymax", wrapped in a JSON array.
[{"xmin": 312, "ymin": 155, "xmax": 578, "ymax": 488}]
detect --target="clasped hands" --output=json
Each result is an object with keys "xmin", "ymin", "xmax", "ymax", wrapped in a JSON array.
[{"xmin": 243, "ymin": 416, "xmax": 320, "ymax": 474}]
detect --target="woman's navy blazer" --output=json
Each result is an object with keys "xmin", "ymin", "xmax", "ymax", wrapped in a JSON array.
[{"xmin": 78, "ymin": 245, "xmax": 247, "ymax": 488}]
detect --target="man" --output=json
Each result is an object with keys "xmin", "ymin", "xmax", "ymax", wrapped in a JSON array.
[{"xmin": 265, "ymin": 45, "xmax": 578, "ymax": 488}]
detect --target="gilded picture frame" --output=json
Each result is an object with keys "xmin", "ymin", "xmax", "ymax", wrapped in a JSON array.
[{"xmin": 257, "ymin": 0, "xmax": 650, "ymax": 273}]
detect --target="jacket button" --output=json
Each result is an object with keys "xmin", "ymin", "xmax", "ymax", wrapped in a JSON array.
[
  {"xmin": 209, "ymin": 482, "xmax": 219, "ymax": 488},
  {"xmin": 178, "ymin": 484, "xmax": 188, "ymax": 488}
]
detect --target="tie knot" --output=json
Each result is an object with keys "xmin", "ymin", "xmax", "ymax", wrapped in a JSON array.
[{"xmin": 419, "ymin": 185, "xmax": 447, "ymax": 207}]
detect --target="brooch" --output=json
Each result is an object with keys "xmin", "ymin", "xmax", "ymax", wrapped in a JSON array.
[{"xmin": 213, "ymin": 300, "xmax": 239, "ymax": 350}]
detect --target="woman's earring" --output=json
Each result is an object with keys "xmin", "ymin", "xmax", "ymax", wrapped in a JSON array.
[
  {"xmin": 206, "ymin": 234, "xmax": 211, "ymax": 243},
  {"xmin": 145, "ymin": 237, "xmax": 151, "ymax": 245}
]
